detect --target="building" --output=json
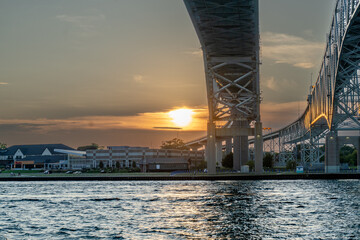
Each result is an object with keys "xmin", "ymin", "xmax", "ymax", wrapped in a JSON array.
[
  {"xmin": 143, "ymin": 158, "xmax": 189, "ymax": 172},
  {"xmin": 85, "ymin": 146, "xmax": 204, "ymax": 172},
  {"xmin": 0, "ymin": 144, "xmax": 75, "ymax": 169}
]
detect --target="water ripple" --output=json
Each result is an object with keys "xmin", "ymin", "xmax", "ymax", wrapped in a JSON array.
[{"xmin": 0, "ymin": 180, "xmax": 359, "ymax": 239}]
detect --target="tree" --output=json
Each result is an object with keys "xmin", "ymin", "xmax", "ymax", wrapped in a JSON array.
[
  {"xmin": 116, "ymin": 162, "xmax": 120, "ymax": 169},
  {"xmin": 286, "ymin": 160, "xmax": 297, "ymax": 170},
  {"xmin": 0, "ymin": 143, "xmax": 6, "ymax": 150},
  {"xmin": 222, "ymin": 152, "xmax": 233, "ymax": 168},
  {"xmin": 263, "ymin": 152, "xmax": 273, "ymax": 169},
  {"xmin": 246, "ymin": 160, "xmax": 255, "ymax": 172},
  {"xmin": 99, "ymin": 161, "xmax": 104, "ymax": 169},
  {"xmin": 340, "ymin": 145, "xmax": 356, "ymax": 166},
  {"xmin": 160, "ymin": 138, "xmax": 189, "ymax": 150},
  {"xmin": 77, "ymin": 143, "xmax": 103, "ymax": 151}
]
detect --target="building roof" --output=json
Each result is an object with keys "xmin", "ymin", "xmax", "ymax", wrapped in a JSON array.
[
  {"xmin": 1, "ymin": 144, "xmax": 74, "ymax": 156},
  {"xmin": 17, "ymin": 155, "xmax": 67, "ymax": 164},
  {"xmin": 54, "ymin": 149, "xmax": 86, "ymax": 156}
]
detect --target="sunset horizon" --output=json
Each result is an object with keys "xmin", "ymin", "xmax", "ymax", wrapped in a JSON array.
[{"xmin": 0, "ymin": 0, "xmax": 336, "ymax": 148}]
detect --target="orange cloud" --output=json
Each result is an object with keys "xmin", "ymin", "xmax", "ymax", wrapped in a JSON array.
[{"xmin": 0, "ymin": 107, "xmax": 208, "ymax": 133}]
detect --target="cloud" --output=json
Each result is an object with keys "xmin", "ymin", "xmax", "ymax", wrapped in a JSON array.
[
  {"xmin": 56, "ymin": 14, "xmax": 105, "ymax": 37},
  {"xmin": 261, "ymin": 32, "xmax": 324, "ymax": 69},
  {"xmin": 56, "ymin": 14, "xmax": 105, "ymax": 26},
  {"xmin": 133, "ymin": 74, "xmax": 145, "ymax": 83},
  {"xmin": 262, "ymin": 76, "xmax": 296, "ymax": 92},
  {"xmin": 0, "ymin": 82, "xmax": 8, "ymax": 85},
  {"xmin": 261, "ymin": 101, "xmax": 308, "ymax": 130},
  {"xmin": 263, "ymin": 77, "xmax": 277, "ymax": 91},
  {"xmin": 0, "ymin": 107, "xmax": 208, "ymax": 134},
  {"xmin": 184, "ymin": 49, "xmax": 203, "ymax": 57}
]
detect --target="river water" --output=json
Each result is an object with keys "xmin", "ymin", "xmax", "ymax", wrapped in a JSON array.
[{"xmin": 0, "ymin": 180, "xmax": 359, "ymax": 239}]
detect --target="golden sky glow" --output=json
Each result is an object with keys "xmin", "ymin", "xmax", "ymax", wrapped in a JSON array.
[
  {"xmin": 0, "ymin": 107, "xmax": 208, "ymax": 134},
  {"xmin": 0, "ymin": 0, "xmax": 337, "ymax": 147},
  {"xmin": 168, "ymin": 109, "xmax": 194, "ymax": 127}
]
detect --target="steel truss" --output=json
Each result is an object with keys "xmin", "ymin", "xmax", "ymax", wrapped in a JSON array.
[
  {"xmin": 260, "ymin": 0, "xmax": 360, "ymax": 166},
  {"xmin": 184, "ymin": 0, "xmax": 260, "ymax": 124},
  {"xmin": 184, "ymin": 0, "xmax": 263, "ymax": 173},
  {"xmin": 185, "ymin": 0, "xmax": 360, "ymax": 169},
  {"xmin": 206, "ymin": 57, "xmax": 259, "ymax": 123}
]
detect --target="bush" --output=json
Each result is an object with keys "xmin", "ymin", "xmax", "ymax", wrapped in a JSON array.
[
  {"xmin": 222, "ymin": 152, "xmax": 233, "ymax": 168},
  {"xmin": 129, "ymin": 167, "xmax": 141, "ymax": 172},
  {"xmin": 99, "ymin": 161, "xmax": 104, "ymax": 169},
  {"xmin": 263, "ymin": 153, "xmax": 273, "ymax": 169},
  {"xmin": 286, "ymin": 160, "xmax": 297, "ymax": 170},
  {"xmin": 246, "ymin": 160, "xmax": 255, "ymax": 171},
  {"xmin": 198, "ymin": 160, "xmax": 207, "ymax": 170}
]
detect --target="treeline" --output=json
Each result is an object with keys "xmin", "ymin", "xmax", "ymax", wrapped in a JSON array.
[{"xmin": 221, "ymin": 145, "xmax": 358, "ymax": 171}]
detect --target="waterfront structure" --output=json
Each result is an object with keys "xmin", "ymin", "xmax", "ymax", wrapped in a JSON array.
[
  {"xmin": 0, "ymin": 144, "xmax": 74, "ymax": 169},
  {"xmin": 257, "ymin": 0, "xmax": 360, "ymax": 173},
  {"xmin": 140, "ymin": 158, "xmax": 189, "ymax": 172},
  {"xmin": 85, "ymin": 146, "xmax": 204, "ymax": 172},
  {"xmin": 184, "ymin": 0, "xmax": 263, "ymax": 174},
  {"xmin": 185, "ymin": 0, "xmax": 360, "ymax": 173}
]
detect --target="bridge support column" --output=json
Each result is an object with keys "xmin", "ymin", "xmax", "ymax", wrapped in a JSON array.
[
  {"xmin": 216, "ymin": 140, "xmax": 223, "ymax": 168},
  {"xmin": 233, "ymin": 120, "xmax": 249, "ymax": 171},
  {"xmin": 254, "ymin": 122, "xmax": 263, "ymax": 173},
  {"xmin": 225, "ymin": 138, "xmax": 232, "ymax": 155},
  {"xmin": 325, "ymin": 132, "xmax": 340, "ymax": 173},
  {"xmin": 357, "ymin": 137, "xmax": 360, "ymax": 173},
  {"xmin": 206, "ymin": 122, "xmax": 216, "ymax": 174},
  {"xmin": 233, "ymin": 137, "xmax": 249, "ymax": 170},
  {"xmin": 233, "ymin": 136, "xmax": 241, "ymax": 171},
  {"xmin": 240, "ymin": 135, "xmax": 249, "ymax": 167}
]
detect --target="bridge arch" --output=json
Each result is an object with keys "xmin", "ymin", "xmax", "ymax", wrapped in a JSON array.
[{"xmin": 257, "ymin": 0, "xmax": 360, "ymax": 172}]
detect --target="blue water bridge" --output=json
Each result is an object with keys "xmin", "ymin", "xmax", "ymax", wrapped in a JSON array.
[{"xmin": 184, "ymin": 0, "xmax": 360, "ymax": 174}]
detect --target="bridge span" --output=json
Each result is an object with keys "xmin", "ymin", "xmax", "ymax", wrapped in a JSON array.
[
  {"xmin": 184, "ymin": 0, "xmax": 360, "ymax": 173},
  {"xmin": 184, "ymin": 0, "xmax": 263, "ymax": 174}
]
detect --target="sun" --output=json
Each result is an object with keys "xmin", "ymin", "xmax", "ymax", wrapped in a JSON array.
[{"xmin": 168, "ymin": 109, "xmax": 194, "ymax": 127}]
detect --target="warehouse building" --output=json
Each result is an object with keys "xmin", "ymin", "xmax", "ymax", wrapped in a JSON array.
[{"xmin": 85, "ymin": 146, "xmax": 204, "ymax": 172}]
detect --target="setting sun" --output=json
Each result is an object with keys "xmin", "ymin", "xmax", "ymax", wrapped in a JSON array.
[{"xmin": 168, "ymin": 109, "xmax": 194, "ymax": 127}]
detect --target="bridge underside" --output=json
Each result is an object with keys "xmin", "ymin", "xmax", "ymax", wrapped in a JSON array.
[
  {"xmin": 184, "ymin": 0, "xmax": 262, "ymax": 174},
  {"xmin": 185, "ymin": 0, "xmax": 360, "ymax": 173}
]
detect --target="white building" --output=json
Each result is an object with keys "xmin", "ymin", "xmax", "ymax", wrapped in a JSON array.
[{"xmin": 85, "ymin": 146, "xmax": 204, "ymax": 171}]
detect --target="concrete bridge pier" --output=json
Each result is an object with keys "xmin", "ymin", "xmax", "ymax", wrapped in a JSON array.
[
  {"xmin": 325, "ymin": 131, "xmax": 340, "ymax": 173},
  {"xmin": 358, "ymin": 147, "xmax": 360, "ymax": 173},
  {"xmin": 216, "ymin": 139, "xmax": 223, "ymax": 167},
  {"xmin": 225, "ymin": 138, "xmax": 232, "ymax": 155},
  {"xmin": 206, "ymin": 122, "xmax": 217, "ymax": 174},
  {"xmin": 233, "ymin": 136, "xmax": 241, "ymax": 171},
  {"xmin": 337, "ymin": 136, "xmax": 360, "ymax": 173},
  {"xmin": 325, "ymin": 133, "xmax": 360, "ymax": 173},
  {"xmin": 358, "ymin": 145, "xmax": 360, "ymax": 173},
  {"xmin": 233, "ymin": 120, "xmax": 249, "ymax": 171},
  {"xmin": 254, "ymin": 121, "xmax": 263, "ymax": 173}
]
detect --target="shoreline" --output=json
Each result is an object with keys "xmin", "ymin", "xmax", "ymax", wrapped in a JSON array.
[{"xmin": 0, "ymin": 173, "xmax": 359, "ymax": 181}]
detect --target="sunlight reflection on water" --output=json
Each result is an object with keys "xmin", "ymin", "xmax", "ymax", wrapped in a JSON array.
[{"xmin": 0, "ymin": 180, "xmax": 359, "ymax": 239}]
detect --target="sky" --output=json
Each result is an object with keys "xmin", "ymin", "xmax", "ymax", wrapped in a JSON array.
[{"xmin": 0, "ymin": 0, "xmax": 337, "ymax": 148}]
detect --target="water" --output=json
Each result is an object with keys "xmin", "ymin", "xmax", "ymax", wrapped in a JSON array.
[{"xmin": 0, "ymin": 180, "xmax": 359, "ymax": 239}]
